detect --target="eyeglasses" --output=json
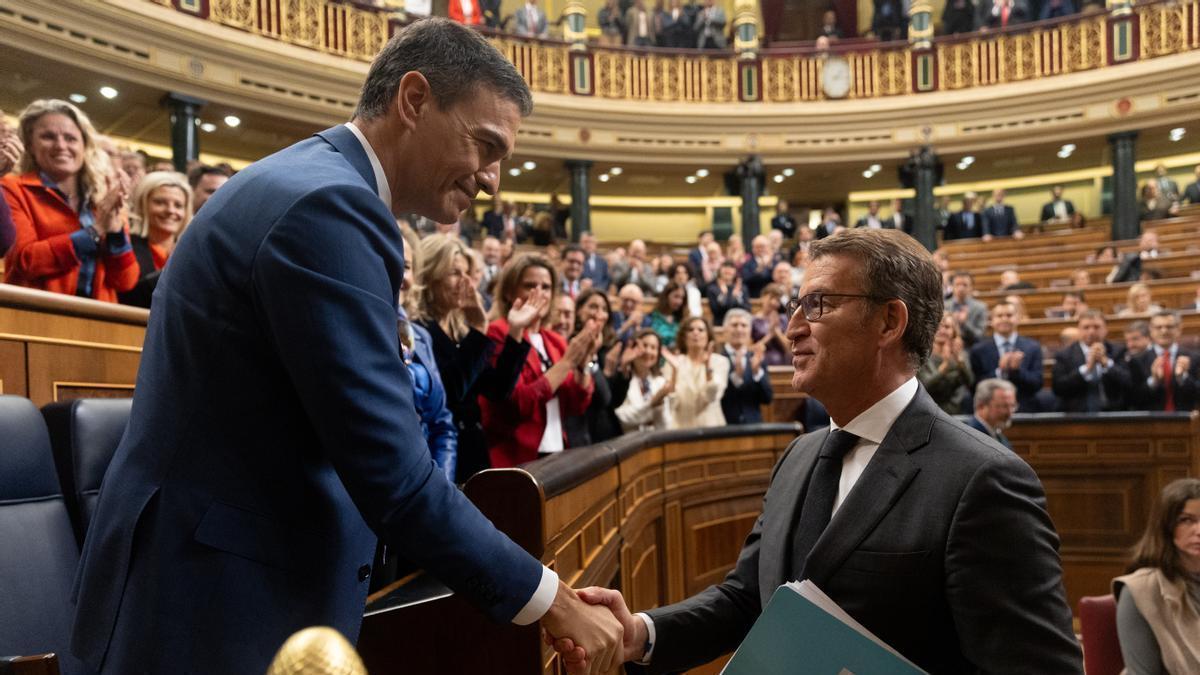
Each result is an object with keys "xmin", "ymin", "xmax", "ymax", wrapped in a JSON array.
[{"xmin": 785, "ymin": 292, "xmax": 890, "ymax": 321}]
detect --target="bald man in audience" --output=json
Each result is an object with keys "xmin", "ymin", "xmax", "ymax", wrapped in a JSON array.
[
  {"xmin": 967, "ymin": 379, "xmax": 1018, "ymax": 449},
  {"xmin": 1052, "ymin": 311, "xmax": 1132, "ymax": 412}
]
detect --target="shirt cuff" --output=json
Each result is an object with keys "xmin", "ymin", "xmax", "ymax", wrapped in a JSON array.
[
  {"xmin": 69, "ymin": 228, "xmax": 97, "ymax": 258},
  {"xmin": 105, "ymin": 231, "xmax": 132, "ymax": 255},
  {"xmin": 511, "ymin": 564, "xmax": 558, "ymax": 625},
  {"xmin": 634, "ymin": 612, "xmax": 656, "ymax": 664}
]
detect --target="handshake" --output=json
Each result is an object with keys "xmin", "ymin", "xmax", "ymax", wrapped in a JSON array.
[{"xmin": 543, "ymin": 581, "xmax": 645, "ymax": 675}]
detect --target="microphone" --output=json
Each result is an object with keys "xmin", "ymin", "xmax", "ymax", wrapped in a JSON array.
[{"xmin": 266, "ymin": 627, "xmax": 367, "ymax": 675}]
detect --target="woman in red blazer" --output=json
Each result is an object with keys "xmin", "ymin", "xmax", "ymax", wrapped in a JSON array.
[
  {"xmin": 2, "ymin": 99, "xmax": 137, "ymax": 302},
  {"xmin": 480, "ymin": 253, "xmax": 600, "ymax": 468}
]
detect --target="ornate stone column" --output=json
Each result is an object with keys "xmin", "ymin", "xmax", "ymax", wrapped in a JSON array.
[
  {"xmin": 566, "ymin": 159, "xmax": 592, "ymax": 242},
  {"xmin": 911, "ymin": 146, "xmax": 939, "ymax": 252},
  {"xmin": 737, "ymin": 155, "xmax": 764, "ymax": 250},
  {"xmin": 162, "ymin": 93, "xmax": 205, "ymax": 172},
  {"xmin": 1108, "ymin": 131, "xmax": 1139, "ymax": 241}
]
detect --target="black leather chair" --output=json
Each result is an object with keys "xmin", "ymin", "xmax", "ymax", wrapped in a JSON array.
[
  {"xmin": 0, "ymin": 396, "xmax": 91, "ymax": 675},
  {"xmin": 42, "ymin": 399, "xmax": 132, "ymax": 547}
]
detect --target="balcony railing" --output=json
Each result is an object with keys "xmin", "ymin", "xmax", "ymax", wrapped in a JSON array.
[{"xmin": 147, "ymin": 0, "xmax": 1200, "ymax": 102}]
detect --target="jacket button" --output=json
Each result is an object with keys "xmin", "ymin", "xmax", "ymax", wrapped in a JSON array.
[{"xmin": 358, "ymin": 564, "xmax": 371, "ymax": 582}]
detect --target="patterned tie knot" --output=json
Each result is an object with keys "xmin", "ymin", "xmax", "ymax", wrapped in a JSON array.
[{"xmin": 820, "ymin": 429, "xmax": 860, "ymax": 461}]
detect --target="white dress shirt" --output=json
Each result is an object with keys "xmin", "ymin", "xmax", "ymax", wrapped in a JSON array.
[{"xmin": 344, "ymin": 121, "xmax": 559, "ymax": 626}]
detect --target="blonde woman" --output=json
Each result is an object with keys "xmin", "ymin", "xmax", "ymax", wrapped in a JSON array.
[
  {"xmin": 667, "ymin": 316, "xmax": 729, "ymax": 429},
  {"xmin": 2, "ymin": 99, "xmax": 136, "ymax": 301},
  {"xmin": 411, "ymin": 234, "xmax": 542, "ymax": 482},
  {"xmin": 119, "ymin": 171, "xmax": 192, "ymax": 307},
  {"xmin": 1119, "ymin": 282, "xmax": 1163, "ymax": 317}
]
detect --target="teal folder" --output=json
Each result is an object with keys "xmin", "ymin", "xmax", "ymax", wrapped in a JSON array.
[{"xmin": 721, "ymin": 581, "xmax": 928, "ymax": 675}]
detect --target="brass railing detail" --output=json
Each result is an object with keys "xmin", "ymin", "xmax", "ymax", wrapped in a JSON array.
[{"xmin": 141, "ymin": 0, "xmax": 1200, "ymax": 102}]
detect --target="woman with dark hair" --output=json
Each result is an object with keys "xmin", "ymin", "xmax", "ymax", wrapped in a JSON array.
[
  {"xmin": 615, "ymin": 329, "xmax": 674, "ymax": 432},
  {"xmin": 668, "ymin": 261, "xmax": 703, "ymax": 317},
  {"xmin": 1114, "ymin": 478, "xmax": 1200, "ymax": 674},
  {"xmin": 667, "ymin": 316, "xmax": 728, "ymax": 429},
  {"xmin": 919, "ymin": 313, "xmax": 974, "ymax": 415},
  {"xmin": 480, "ymin": 253, "xmax": 598, "ymax": 467},
  {"xmin": 564, "ymin": 288, "xmax": 634, "ymax": 447},
  {"xmin": 751, "ymin": 282, "xmax": 791, "ymax": 367},
  {"xmin": 649, "ymin": 280, "xmax": 687, "ymax": 348}
]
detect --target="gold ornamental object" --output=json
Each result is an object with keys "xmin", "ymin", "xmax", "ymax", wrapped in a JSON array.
[{"xmin": 266, "ymin": 626, "xmax": 367, "ymax": 675}]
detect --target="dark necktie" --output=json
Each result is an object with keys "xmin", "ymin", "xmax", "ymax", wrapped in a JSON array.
[{"xmin": 790, "ymin": 430, "xmax": 861, "ymax": 579}]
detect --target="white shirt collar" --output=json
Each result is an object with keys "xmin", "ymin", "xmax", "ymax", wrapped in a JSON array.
[
  {"xmin": 342, "ymin": 122, "xmax": 391, "ymax": 205},
  {"xmin": 829, "ymin": 377, "xmax": 919, "ymax": 445},
  {"xmin": 993, "ymin": 332, "xmax": 1018, "ymax": 350}
]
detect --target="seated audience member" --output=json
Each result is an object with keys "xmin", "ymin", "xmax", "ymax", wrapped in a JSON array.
[
  {"xmin": 725, "ymin": 235, "xmax": 748, "ymax": 271},
  {"xmin": 969, "ymin": 301, "xmax": 1044, "ymax": 412},
  {"xmin": 481, "ymin": 253, "xmax": 598, "ymax": 468},
  {"xmin": 706, "ymin": 260, "xmax": 750, "ymax": 326},
  {"xmin": 980, "ymin": 0, "xmax": 1029, "ymax": 29},
  {"xmin": 789, "ymin": 248, "xmax": 808, "ymax": 288},
  {"xmin": 119, "ymin": 150, "xmax": 147, "ymax": 187},
  {"xmin": 771, "ymin": 260, "xmax": 795, "ymax": 296},
  {"xmin": 740, "ymin": 234, "xmax": 779, "ymax": 297},
  {"xmin": 1110, "ymin": 230, "xmax": 1167, "ymax": 283},
  {"xmin": 668, "ymin": 316, "xmax": 728, "ymax": 429},
  {"xmin": 1129, "ymin": 311, "xmax": 1199, "ymax": 412},
  {"xmin": 699, "ymin": 239, "xmax": 725, "ymax": 289},
  {"xmin": 818, "ymin": 9, "xmax": 843, "ymax": 38},
  {"xmin": 0, "ymin": 111, "xmax": 22, "ymax": 256},
  {"xmin": 854, "ymin": 200, "xmax": 884, "ymax": 229},
  {"xmin": 551, "ymin": 294, "xmax": 575, "ymax": 336},
  {"xmin": 1052, "ymin": 310, "xmax": 1132, "ymax": 412},
  {"xmin": 752, "ymin": 283, "xmax": 791, "ymax": 367},
  {"xmin": 397, "ymin": 226, "xmax": 457, "ymax": 480},
  {"xmin": 1040, "ymin": 184, "xmax": 1079, "ymax": 229},
  {"xmin": 920, "ymin": 313, "xmax": 975, "ymax": 415},
  {"xmin": 999, "ymin": 268, "xmax": 1034, "ymax": 291},
  {"xmin": 578, "ymin": 231, "xmax": 610, "ymax": 291},
  {"xmin": 615, "ymin": 329, "xmax": 673, "ymax": 432},
  {"xmin": 720, "ymin": 309, "xmax": 772, "ymax": 425},
  {"xmin": 1046, "ymin": 290, "xmax": 1087, "ymax": 319},
  {"xmin": 687, "ymin": 230, "xmax": 714, "ymax": 284},
  {"xmin": 944, "ymin": 191, "xmax": 983, "ymax": 240},
  {"xmin": 119, "ymin": 171, "xmax": 192, "ymax": 308},
  {"xmin": 766, "ymin": 229, "xmax": 785, "ymax": 259},
  {"xmin": 651, "ymin": 253, "xmax": 675, "ymax": 293},
  {"xmin": 612, "ymin": 283, "xmax": 651, "ymax": 343},
  {"xmin": 982, "ymin": 189, "xmax": 1023, "ymax": 240},
  {"xmin": 613, "ymin": 238, "xmax": 655, "ymax": 293},
  {"xmin": 1121, "ymin": 320, "xmax": 1152, "ymax": 362},
  {"xmin": 770, "ymin": 199, "xmax": 797, "ymax": 239},
  {"xmin": 1119, "ymin": 282, "xmax": 1164, "ymax": 317},
  {"xmin": 791, "ymin": 224, "xmax": 816, "ymax": 255},
  {"xmin": 871, "ymin": 0, "xmax": 906, "ymax": 41},
  {"xmin": 669, "ymin": 262, "xmax": 704, "ymax": 317},
  {"xmin": 968, "ymin": 379, "xmax": 1018, "ymax": 449},
  {"xmin": 1090, "ymin": 244, "xmax": 1119, "ymax": 265},
  {"xmin": 1005, "ymin": 293, "xmax": 1032, "ymax": 323},
  {"xmin": 513, "ymin": 0, "xmax": 549, "ymax": 37},
  {"xmin": 942, "ymin": 0, "xmax": 976, "ymax": 34},
  {"xmin": 1070, "ymin": 268, "xmax": 1091, "ymax": 287},
  {"xmin": 559, "ymin": 244, "xmax": 587, "ymax": 299},
  {"xmin": 187, "ymin": 164, "xmax": 229, "ymax": 214},
  {"xmin": 414, "ymin": 235, "xmax": 535, "ymax": 482},
  {"xmin": 624, "ymin": 0, "xmax": 656, "ymax": 45},
  {"xmin": 565, "ymin": 289, "xmax": 627, "ymax": 447},
  {"xmin": 1154, "ymin": 162, "xmax": 1181, "ymax": 203},
  {"xmin": 1040, "ymin": 0, "xmax": 1076, "ymax": 19},
  {"xmin": 1140, "ymin": 181, "xmax": 1180, "ymax": 223},
  {"xmin": 649, "ymin": 280, "xmax": 688, "ymax": 347},
  {"xmin": 1113, "ymin": 478, "xmax": 1200, "ymax": 675},
  {"xmin": 1183, "ymin": 164, "xmax": 1200, "ymax": 204},
  {"xmin": 945, "ymin": 271, "xmax": 989, "ymax": 346},
  {"xmin": 597, "ymin": 0, "xmax": 624, "ymax": 46},
  {"xmin": 3, "ymin": 99, "xmax": 138, "ymax": 302}
]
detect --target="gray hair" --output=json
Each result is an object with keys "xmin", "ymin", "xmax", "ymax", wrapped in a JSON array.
[
  {"xmin": 974, "ymin": 378, "xmax": 1016, "ymax": 408},
  {"xmin": 722, "ymin": 308, "xmax": 752, "ymax": 328},
  {"xmin": 355, "ymin": 18, "xmax": 533, "ymax": 120}
]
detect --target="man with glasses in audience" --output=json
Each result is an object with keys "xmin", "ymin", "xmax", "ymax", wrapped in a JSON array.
[
  {"xmin": 968, "ymin": 378, "xmax": 1018, "ymax": 448},
  {"xmin": 560, "ymin": 228, "xmax": 1081, "ymax": 675}
]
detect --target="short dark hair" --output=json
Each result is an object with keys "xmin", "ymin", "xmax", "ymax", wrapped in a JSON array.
[
  {"xmin": 355, "ymin": 18, "xmax": 533, "ymax": 120},
  {"xmin": 186, "ymin": 164, "xmax": 231, "ymax": 188},
  {"xmin": 1064, "ymin": 290, "xmax": 1085, "ymax": 302},
  {"xmin": 1077, "ymin": 309, "xmax": 1104, "ymax": 323},
  {"xmin": 1126, "ymin": 320, "xmax": 1150, "ymax": 337},
  {"xmin": 809, "ymin": 229, "xmax": 943, "ymax": 369},
  {"xmin": 562, "ymin": 244, "xmax": 585, "ymax": 260},
  {"xmin": 950, "ymin": 270, "xmax": 974, "ymax": 284}
]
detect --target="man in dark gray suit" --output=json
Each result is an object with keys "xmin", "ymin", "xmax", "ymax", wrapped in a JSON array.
[{"xmin": 562, "ymin": 228, "xmax": 1082, "ymax": 674}]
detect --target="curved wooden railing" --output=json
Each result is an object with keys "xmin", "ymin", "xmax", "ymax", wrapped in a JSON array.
[{"xmin": 143, "ymin": 0, "xmax": 1200, "ymax": 102}]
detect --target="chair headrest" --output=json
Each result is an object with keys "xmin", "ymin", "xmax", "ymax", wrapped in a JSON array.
[
  {"xmin": 53, "ymin": 399, "xmax": 132, "ymax": 491},
  {"xmin": 0, "ymin": 396, "xmax": 60, "ymax": 501}
]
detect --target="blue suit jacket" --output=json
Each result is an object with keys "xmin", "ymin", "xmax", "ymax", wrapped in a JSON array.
[
  {"xmin": 581, "ymin": 251, "xmax": 610, "ymax": 292},
  {"xmin": 969, "ymin": 335, "xmax": 1044, "ymax": 412},
  {"xmin": 407, "ymin": 321, "xmax": 458, "ymax": 481},
  {"xmin": 71, "ymin": 126, "xmax": 543, "ymax": 673},
  {"xmin": 944, "ymin": 210, "xmax": 982, "ymax": 240},
  {"xmin": 982, "ymin": 204, "xmax": 1020, "ymax": 238}
]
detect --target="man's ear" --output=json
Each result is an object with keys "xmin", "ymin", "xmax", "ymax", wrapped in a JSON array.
[
  {"xmin": 880, "ymin": 299, "xmax": 909, "ymax": 350},
  {"xmin": 394, "ymin": 71, "xmax": 433, "ymax": 132}
]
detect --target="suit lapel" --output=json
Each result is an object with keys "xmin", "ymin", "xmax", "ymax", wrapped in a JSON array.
[
  {"xmin": 759, "ymin": 433, "xmax": 823, "ymax": 604},
  {"xmin": 801, "ymin": 389, "xmax": 937, "ymax": 588}
]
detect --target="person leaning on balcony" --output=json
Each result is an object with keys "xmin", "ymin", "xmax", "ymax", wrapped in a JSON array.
[
  {"xmin": 625, "ymin": 0, "xmax": 657, "ymax": 46},
  {"xmin": 2, "ymin": 99, "xmax": 138, "ymax": 302},
  {"xmin": 0, "ymin": 110, "xmax": 22, "ymax": 256}
]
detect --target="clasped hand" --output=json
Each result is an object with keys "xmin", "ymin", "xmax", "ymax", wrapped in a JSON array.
[{"xmin": 544, "ymin": 585, "xmax": 644, "ymax": 674}]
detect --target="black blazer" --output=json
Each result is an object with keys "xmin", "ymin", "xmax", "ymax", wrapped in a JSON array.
[
  {"xmin": 117, "ymin": 235, "xmax": 160, "ymax": 309},
  {"xmin": 969, "ymin": 335, "xmax": 1044, "ymax": 412},
  {"xmin": 706, "ymin": 283, "xmax": 751, "ymax": 326},
  {"xmin": 1128, "ymin": 346, "xmax": 1200, "ymax": 411},
  {"xmin": 636, "ymin": 386, "xmax": 1082, "ymax": 674},
  {"xmin": 1051, "ymin": 341, "xmax": 1132, "ymax": 412},
  {"xmin": 1040, "ymin": 199, "xmax": 1076, "ymax": 222},
  {"xmin": 719, "ymin": 350, "xmax": 773, "ymax": 424},
  {"xmin": 944, "ymin": 210, "xmax": 982, "ymax": 240},
  {"xmin": 982, "ymin": 204, "xmax": 1019, "ymax": 237}
]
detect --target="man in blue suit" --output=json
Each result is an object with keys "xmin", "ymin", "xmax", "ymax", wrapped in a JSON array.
[
  {"xmin": 969, "ymin": 301, "xmax": 1044, "ymax": 412},
  {"xmin": 71, "ymin": 19, "xmax": 619, "ymax": 675},
  {"xmin": 982, "ymin": 188, "xmax": 1023, "ymax": 240},
  {"xmin": 579, "ymin": 231, "xmax": 610, "ymax": 292}
]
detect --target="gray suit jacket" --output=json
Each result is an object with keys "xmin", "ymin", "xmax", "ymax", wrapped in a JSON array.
[{"xmin": 639, "ymin": 386, "xmax": 1082, "ymax": 675}]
